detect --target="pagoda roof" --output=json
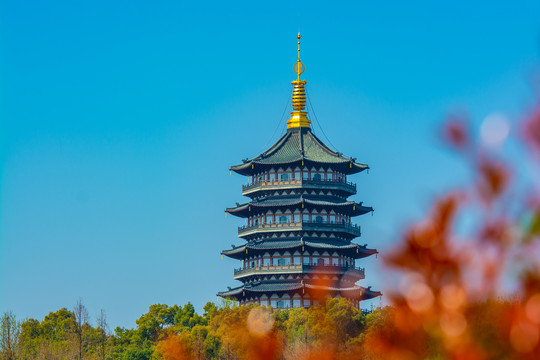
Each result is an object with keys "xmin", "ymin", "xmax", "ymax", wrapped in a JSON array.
[
  {"xmin": 218, "ymin": 280, "xmax": 381, "ymax": 300},
  {"xmin": 226, "ymin": 195, "xmax": 373, "ymax": 217},
  {"xmin": 230, "ymin": 128, "xmax": 369, "ymax": 176},
  {"xmin": 222, "ymin": 238, "xmax": 378, "ymax": 259}
]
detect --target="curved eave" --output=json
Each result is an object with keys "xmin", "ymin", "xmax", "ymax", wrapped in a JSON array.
[
  {"xmin": 230, "ymin": 160, "xmax": 369, "ymax": 177},
  {"xmin": 218, "ymin": 284, "xmax": 382, "ymax": 301},
  {"xmin": 226, "ymin": 200, "xmax": 373, "ymax": 218},
  {"xmin": 221, "ymin": 241, "xmax": 378, "ymax": 260},
  {"xmin": 360, "ymin": 288, "xmax": 383, "ymax": 300},
  {"xmin": 217, "ymin": 285, "xmax": 245, "ymax": 298},
  {"xmin": 305, "ymin": 284, "xmax": 382, "ymax": 300}
]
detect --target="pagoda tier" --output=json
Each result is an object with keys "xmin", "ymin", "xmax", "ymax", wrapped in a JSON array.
[
  {"xmin": 218, "ymin": 34, "xmax": 381, "ymax": 310},
  {"xmin": 241, "ymin": 176, "xmax": 357, "ymax": 198}
]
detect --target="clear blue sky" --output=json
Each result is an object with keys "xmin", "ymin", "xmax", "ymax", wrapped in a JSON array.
[{"xmin": 1, "ymin": 0, "xmax": 539, "ymax": 328}]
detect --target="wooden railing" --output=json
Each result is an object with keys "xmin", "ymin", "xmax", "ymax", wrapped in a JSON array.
[
  {"xmin": 242, "ymin": 178, "xmax": 356, "ymax": 193},
  {"xmin": 233, "ymin": 263, "xmax": 365, "ymax": 278},
  {"xmin": 237, "ymin": 221, "xmax": 361, "ymax": 236}
]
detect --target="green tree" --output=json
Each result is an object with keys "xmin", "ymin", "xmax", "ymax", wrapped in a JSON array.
[
  {"xmin": 175, "ymin": 303, "xmax": 203, "ymax": 329},
  {"xmin": 18, "ymin": 318, "xmax": 40, "ymax": 359},
  {"xmin": 202, "ymin": 302, "xmax": 217, "ymax": 322},
  {"xmin": 40, "ymin": 307, "xmax": 74, "ymax": 342},
  {"xmin": 136, "ymin": 304, "xmax": 178, "ymax": 342}
]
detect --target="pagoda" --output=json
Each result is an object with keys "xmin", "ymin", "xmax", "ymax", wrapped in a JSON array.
[{"xmin": 218, "ymin": 34, "xmax": 381, "ymax": 309}]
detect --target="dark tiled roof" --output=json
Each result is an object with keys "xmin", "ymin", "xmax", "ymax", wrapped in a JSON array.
[
  {"xmin": 230, "ymin": 128, "xmax": 368, "ymax": 175},
  {"xmin": 217, "ymin": 280, "xmax": 381, "ymax": 300},
  {"xmin": 217, "ymin": 281, "xmax": 302, "ymax": 297},
  {"xmin": 226, "ymin": 195, "xmax": 373, "ymax": 217},
  {"xmin": 222, "ymin": 238, "xmax": 377, "ymax": 260}
]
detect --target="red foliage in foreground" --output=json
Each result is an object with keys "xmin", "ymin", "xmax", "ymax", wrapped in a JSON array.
[
  {"xmin": 366, "ymin": 105, "xmax": 540, "ymax": 360},
  {"xmin": 157, "ymin": 336, "xmax": 192, "ymax": 360}
]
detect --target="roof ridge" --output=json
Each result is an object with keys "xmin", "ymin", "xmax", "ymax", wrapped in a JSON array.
[
  {"xmin": 306, "ymin": 130, "xmax": 347, "ymax": 159},
  {"xmin": 256, "ymin": 130, "xmax": 292, "ymax": 160}
]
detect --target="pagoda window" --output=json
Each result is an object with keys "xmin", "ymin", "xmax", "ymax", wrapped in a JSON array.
[
  {"xmin": 302, "ymin": 255, "xmax": 310, "ymax": 265},
  {"xmin": 266, "ymin": 216, "xmax": 273, "ymax": 224},
  {"xmin": 312, "ymin": 173, "xmax": 322, "ymax": 181},
  {"xmin": 332, "ymin": 257, "xmax": 339, "ymax": 266},
  {"xmin": 329, "ymin": 215, "xmax": 336, "ymax": 224},
  {"xmin": 279, "ymin": 215, "xmax": 290, "ymax": 224},
  {"xmin": 315, "ymin": 215, "xmax": 323, "ymax": 223},
  {"xmin": 269, "ymin": 172, "xmax": 276, "ymax": 181},
  {"xmin": 263, "ymin": 257, "xmax": 271, "ymax": 266},
  {"xmin": 293, "ymin": 298, "xmax": 301, "ymax": 308},
  {"xmin": 280, "ymin": 173, "xmax": 289, "ymax": 181},
  {"xmin": 302, "ymin": 171, "xmax": 309, "ymax": 180},
  {"xmin": 277, "ymin": 258, "xmax": 286, "ymax": 266},
  {"xmin": 293, "ymin": 214, "xmax": 300, "ymax": 223},
  {"xmin": 303, "ymin": 296, "xmax": 310, "ymax": 308},
  {"xmin": 302, "ymin": 214, "xmax": 310, "ymax": 222},
  {"xmin": 294, "ymin": 171, "xmax": 300, "ymax": 180}
]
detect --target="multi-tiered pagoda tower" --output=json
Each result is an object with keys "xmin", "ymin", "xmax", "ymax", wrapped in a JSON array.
[{"xmin": 218, "ymin": 35, "xmax": 381, "ymax": 309}]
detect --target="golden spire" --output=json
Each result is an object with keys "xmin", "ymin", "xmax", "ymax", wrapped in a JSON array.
[{"xmin": 287, "ymin": 33, "xmax": 311, "ymax": 129}]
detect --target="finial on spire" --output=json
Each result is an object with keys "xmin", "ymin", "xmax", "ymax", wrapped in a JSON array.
[
  {"xmin": 293, "ymin": 33, "xmax": 305, "ymax": 81},
  {"xmin": 288, "ymin": 33, "xmax": 311, "ymax": 129},
  {"xmin": 297, "ymin": 33, "xmax": 302, "ymax": 61}
]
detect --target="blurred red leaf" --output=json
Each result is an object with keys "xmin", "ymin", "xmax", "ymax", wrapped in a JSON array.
[
  {"xmin": 477, "ymin": 158, "xmax": 510, "ymax": 205},
  {"xmin": 442, "ymin": 116, "xmax": 471, "ymax": 150},
  {"xmin": 523, "ymin": 106, "xmax": 540, "ymax": 155}
]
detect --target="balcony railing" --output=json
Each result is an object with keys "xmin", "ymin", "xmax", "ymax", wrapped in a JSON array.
[
  {"xmin": 233, "ymin": 263, "xmax": 365, "ymax": 279},
  {"xmin": 237, "ymin": 221, "xmax": 361, "ymax": 236},
  {"xmin": 234, "ymin": 264, "xmax": 302, "ymax": 277},
  {"xmin": 242, "ymin": 178, "xmax": 356, "ymax": 194},
  {"xmin": 302, "ymin": 264, "xmax": 365, "ymax": 276}
]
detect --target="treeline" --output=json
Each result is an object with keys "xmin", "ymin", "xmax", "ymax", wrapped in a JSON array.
[
  {"xmin": 0, "ymin": 296, "xmax": 523, "ymax": 360},
  {"xmin": 1, "ymin": 298, "xmax": 376, "ymax": 360}
]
